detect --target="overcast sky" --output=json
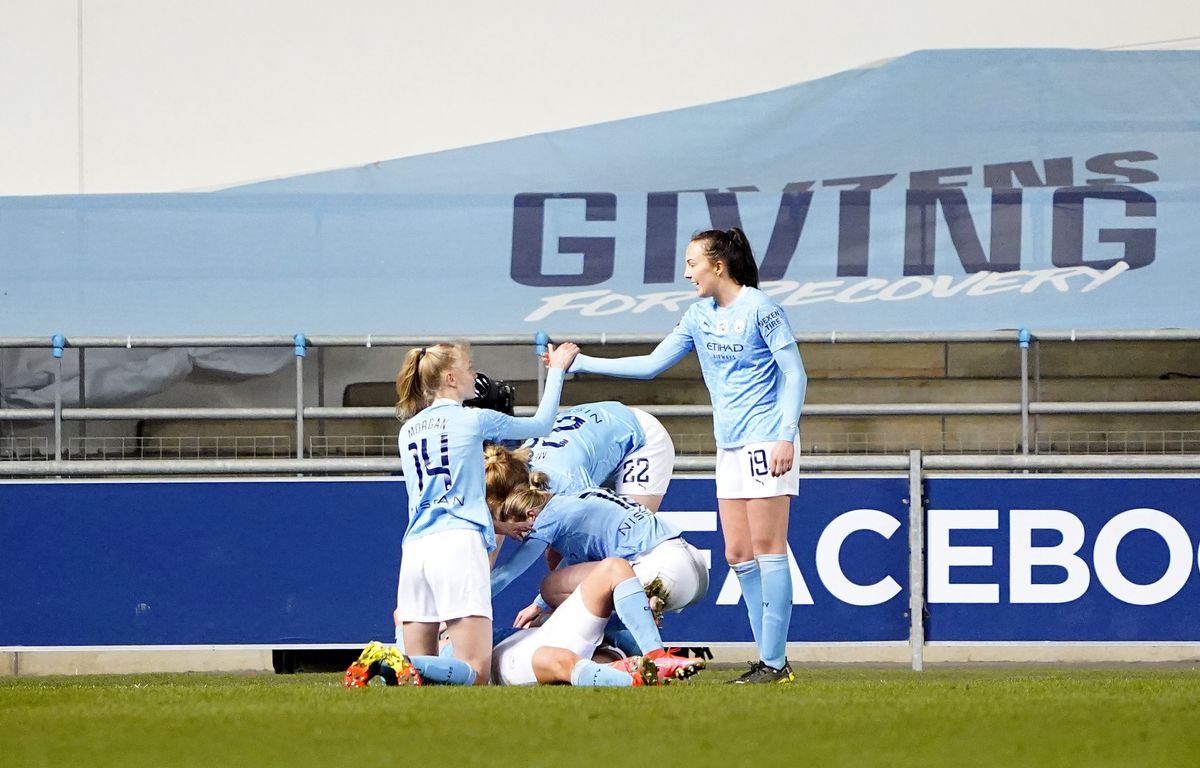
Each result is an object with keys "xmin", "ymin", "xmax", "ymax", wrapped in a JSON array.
[{"xmin": 0, "ymin": 0, "xmax": 1196, "ymax": 195}]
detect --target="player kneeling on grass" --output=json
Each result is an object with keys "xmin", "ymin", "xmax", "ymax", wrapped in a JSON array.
[
  {"xmin": 346, "ymin": 558, "xmax": 703, "ymax": 687},
  {"xmin": 492, "ymin": 557, "xmax": 703, "ymax": 686}
]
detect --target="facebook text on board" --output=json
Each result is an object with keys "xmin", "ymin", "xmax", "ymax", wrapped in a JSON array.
[{"xmin": 674, "ymin": 505, "xmax": 1200, "ymax": 608}]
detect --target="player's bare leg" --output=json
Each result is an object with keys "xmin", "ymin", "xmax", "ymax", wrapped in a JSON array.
[
  {"xmin": 539, "ymin": 561, "xmax": 600, "ymax": 607},
  {"xmin": 442, "ymin": 615, "xmax": 492, "ymax": 685}
]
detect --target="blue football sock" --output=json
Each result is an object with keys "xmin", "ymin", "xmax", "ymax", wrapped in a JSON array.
[
  {"xmin": 732, "ymin": 559, "xmax": 763, "ymax": 649},
  {"xmin": 570, "ymin": 658, "xmax": 633, "ymax": 687},
  {"xmin": 612, "ymin": 577, "xmax": 663, "ymax": 655},
  {"xmin": 758, "ymin": 553, "xmax": 792, "ymax": 669},
  {"xmin": 408, "ymin": 655, "xmax": 477, "ymax": 685}
]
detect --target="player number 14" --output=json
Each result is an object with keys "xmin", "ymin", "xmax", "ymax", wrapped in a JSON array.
[{"xmin": 407, "ymin": 434, "xmax": 451, "ymax": 492}]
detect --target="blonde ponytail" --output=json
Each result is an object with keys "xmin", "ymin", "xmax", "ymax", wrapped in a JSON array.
[{"xmin": 395, "ymin": 342, "xmax": 469, "ymax": 420}]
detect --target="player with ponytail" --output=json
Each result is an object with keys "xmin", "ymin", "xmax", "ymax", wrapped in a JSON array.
[
  {"xmin": 560, "ymin": 227, "xmax": 807, "ymax": 684},
  {"xmin": 380, "ymin": 340, "xmax": 579, "ymax": 686}
]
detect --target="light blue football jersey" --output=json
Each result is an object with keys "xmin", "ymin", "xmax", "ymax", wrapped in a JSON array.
[
  {"xmin": 527, "ymin": 488, "xmax": 681, "ymax": 565},
  {"xmin": 671, "ymin": 287, "xmax": 799, "ymax": 448},
  {"xmin": 400, "ymin": 393, "xmax": 565, "ymax": 551},
  {"xmin": 523, "ymin": 402, "xmax": 645, "ymax": 494}
]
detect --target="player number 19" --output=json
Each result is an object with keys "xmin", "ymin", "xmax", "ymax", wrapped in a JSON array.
[{"xmin": 749, "ymin": 449, "xmax": 769, "ymax": 477}]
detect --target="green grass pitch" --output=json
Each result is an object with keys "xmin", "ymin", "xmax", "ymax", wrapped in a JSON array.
[{"xmin": 3, "ymin": 666, "xmax": 1199, "ymax": 767}]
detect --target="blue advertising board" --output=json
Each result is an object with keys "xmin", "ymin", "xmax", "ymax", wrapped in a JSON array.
[
  {"xmin": 924, "ymin": 476, "xmax": 1200, "ymax": 642},
  {"xmin": 657, "ymin": 476, "xmax": 910, "ymax": 643},
  {"xmin": 6, "ymin": 474, "xmax": 1198, "ymax": 648},
  {"xmin": 0, "ymin": 476, "xmax": 910, "ymax": 647}
]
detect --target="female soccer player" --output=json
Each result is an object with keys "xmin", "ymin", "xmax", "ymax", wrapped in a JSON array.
[
  {"xmin": 392, "ymin": 340, "xmax": 578, "ymax": 685},
  {"xmin": 561, "ymin": 227, "xmax": 807, "ymax": 684},
  {"xmin": 485, "ymin": 400, "xmax": 675, "ymax": 521},
  {"xmin": 488, "ymin": 484, "xmax": 709, "ymax": 630},
  {"xmin": 491, "ymin": 556, "xmax": 704, "ymax": 686}
]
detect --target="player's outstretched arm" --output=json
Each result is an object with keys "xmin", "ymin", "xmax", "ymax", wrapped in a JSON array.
[
  {"xmin": 567, "ymin": 334, "xmax": 691, "ymax": 380},
  {"xmin": 492, "ymin": 342, "xmax": 579, "ymax": 441}
]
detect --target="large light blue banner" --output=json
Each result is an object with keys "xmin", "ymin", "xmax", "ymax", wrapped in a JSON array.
[{"xmin": 1, "ymin": 50, "xmax": 1196, "ymax": 336}]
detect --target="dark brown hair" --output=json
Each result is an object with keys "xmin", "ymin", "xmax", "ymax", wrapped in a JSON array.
[{"xmin": 690, "ymin": 227, "xmax": 759, "ymax": 288}]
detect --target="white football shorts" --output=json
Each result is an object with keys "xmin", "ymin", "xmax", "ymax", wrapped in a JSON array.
[
  {"xmin": 395, "ymin": 528, "xmax": 492, "ymax": 622},
  {"xmin": 491, "ymin": 588, "xmax": 606, "ymax": 686},
  {"xmin": 614, "ymin": 408, "xmax": 676, "ymax": 498},
  {"xmin": 715, "ymin": 438, "xmax": 801, "ymax": 499},
  {"xmin": 630, "ymin": 536, "xmax": 709, "ymax": 612}
]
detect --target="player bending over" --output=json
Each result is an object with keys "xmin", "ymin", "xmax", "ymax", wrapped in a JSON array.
[
  {"xmin": 485, "ymin": 401, "xmax": 675, "ymax": 523},
  {"xmin": 489, "ymin": 485, "xmax": 708, "ymax": 633}
]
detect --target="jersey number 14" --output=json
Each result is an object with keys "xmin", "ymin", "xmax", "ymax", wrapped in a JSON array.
[{"xmin": 407, "ymin": 434, "xmax": 451, "ymax": 492}]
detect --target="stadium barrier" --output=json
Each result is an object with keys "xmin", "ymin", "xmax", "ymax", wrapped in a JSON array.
[
  {"xmin": 2, "ymin": 331, "xmax": 1199, "ymax": 673},
  {"xmin": 3, "ymin": 329, "xmax": 1200, "ymax": 461},
  {"xmin": 2, "ymin": 458, "xmax": 1199, "ymax": 674}
]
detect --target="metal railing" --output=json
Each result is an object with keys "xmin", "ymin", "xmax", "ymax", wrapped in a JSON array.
[
  {"xmin": 1, "ymin": 329, "xmax": 1198, "ymax": 475},
  {"xmin": 2, "ymin": 452, "xmax": 1200, "ymax": 478}
]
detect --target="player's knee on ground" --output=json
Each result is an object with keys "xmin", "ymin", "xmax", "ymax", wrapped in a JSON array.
[{"xmin": 464, "ymin": 655, "xmax": 491, "ymax": 685}]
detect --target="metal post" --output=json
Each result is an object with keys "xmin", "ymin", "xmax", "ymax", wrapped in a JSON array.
[
  {"xmin": 78, "ymin": 347, "xmax": 86, "ymax": 441},
  {"xmin": 535, "ymin": 331, "xmax": 549, "ymax": 401},
  {"xmin": 316, "ymin": 346, "xmax": 326, "ymax": 440},
  {"xmin": 908, "ymin": 449, "xmax": 925, "ymax": 672},
  {"xmin": 293, "ymin": 334, "xmax": 306, "ymax": 459},
  {"xmin": 1032, "ymin": 338, "xmax": 1041, "ymax": 453},
  {"xmin": 52, "ymin": 335, "xmax": 66, "ymax": 459},
  {"xmin": 1019, "ymin": 329, "xmax": 1031, "ymax": 456}
]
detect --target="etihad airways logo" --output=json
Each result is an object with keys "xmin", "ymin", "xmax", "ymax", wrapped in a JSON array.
[{"xmin": 705, "ymin": 341, "xmax": 744, "ymax": 353}]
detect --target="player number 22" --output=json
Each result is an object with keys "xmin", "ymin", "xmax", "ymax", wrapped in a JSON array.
[{"xmin": 621, "ymin": 457, "xmax": 650, "ymax": 484}]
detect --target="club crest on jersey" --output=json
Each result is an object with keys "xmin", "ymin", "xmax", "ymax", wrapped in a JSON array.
[
  {"xmin": 733, "ymin": 319, "xmax": 746, "ymax": 334},
  {"xmin": 716, "ymin": 319, "xmax": 728, "ymax": 334}
]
